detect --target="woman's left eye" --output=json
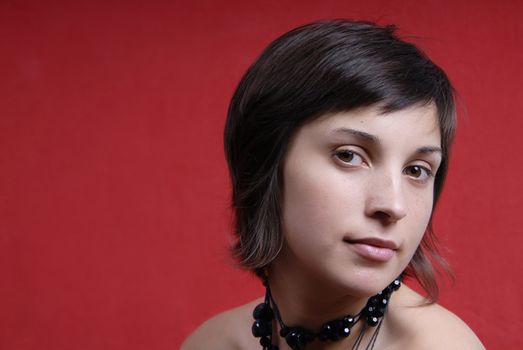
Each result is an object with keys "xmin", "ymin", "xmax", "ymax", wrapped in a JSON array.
[
  {"xmin": 404, "ymin": 165, "xmax": 433, "ymax": 181},
  {"xmin": 333, "ymin": 149, "xmax": 365, "ymax": 166}
]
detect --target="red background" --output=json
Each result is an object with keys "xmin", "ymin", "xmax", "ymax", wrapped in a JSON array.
[{"xmin": 1, "ymin": 0, "xmax": 522, "ymax": 349}]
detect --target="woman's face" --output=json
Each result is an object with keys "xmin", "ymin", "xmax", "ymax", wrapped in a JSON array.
[{"xmin": 277, "ymin": 103, "xmax": 442, "ymax": 296}]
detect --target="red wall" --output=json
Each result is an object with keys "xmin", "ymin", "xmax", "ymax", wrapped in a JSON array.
[{"xmin": 1, "ymin": 1, "xmax": 522, "ymax": 349}]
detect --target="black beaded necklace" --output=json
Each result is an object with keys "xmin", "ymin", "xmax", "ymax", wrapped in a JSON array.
[{"xmin": 251, "ymin": 277, "xmax": 402, "ymax": 350}]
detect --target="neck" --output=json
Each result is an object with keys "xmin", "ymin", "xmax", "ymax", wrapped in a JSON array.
[
  {"xmin": 254, "ymin": 247, "xmax": 402, "ymax": 349},
  {"xmin": 267, "ymin": 253, "xmax": 369, "ymax": 332}
]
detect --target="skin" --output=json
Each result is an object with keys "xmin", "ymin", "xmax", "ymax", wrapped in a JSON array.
[{"xmin": 182, "ymin": 104, "xmax": 485, "ymax": 350}]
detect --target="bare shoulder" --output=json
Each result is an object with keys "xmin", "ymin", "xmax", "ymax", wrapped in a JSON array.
[
  {"xmin": 181, "ymin": 297, "xmax": 263, "ymax": 350},
  {"xmin": 387, "ymin": 285, "xmax": 485, "ymax": 350}
]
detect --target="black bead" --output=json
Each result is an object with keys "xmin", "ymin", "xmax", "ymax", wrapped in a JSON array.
[
  {"xmin": 367, "ymin": 296, "xmax": 379, "ymax": 307},
  {"xmin": 321, "ymin": 323, "xmax": 332, "ymax": 335},
  {"xmin": 329, "ymin": 320, "xmax": 342, "ymax": 340},
  {"xmin": 279, "ymin": 326, "xmax": 290, "ymax": 337},
  {"xmin": 285, "ymin": 329, "xmax": 306, "ymax": 350},
  {"xmin": 252, "ymin": 320, "xmax": 271, "ymax": 338},
  {"xmin": 320, "ymin": 321, "xmax": 339, "ymax": 341},
  {"xmin": 342, "ymin": 316, "xmax": 354, "ymax": 326},
  {"xmin": 373, "ymin": 307, "xmax": 385, "ymax": 317},
  {"xmin": 253, "ymin": 302, "xmax": 273, "ymax": 320},
  {"xmin": 392, "ymin": 279, "xmax": 401, "ymax": 290},
  {"xmin": 339, "ymin": 326, "xmax": 351, "ymax": 337},
  {"xmin": 367, "ymin": 316, "xmax": 380, "ymax": 327},
  {"xmin": 260, "ymin": 336, "xmax": 272, "ymax": 347}
]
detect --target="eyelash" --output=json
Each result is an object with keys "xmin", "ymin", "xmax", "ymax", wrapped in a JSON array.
[{"xmin": 332, "ymin": 148, "xmax": 435, "ymax": 182}]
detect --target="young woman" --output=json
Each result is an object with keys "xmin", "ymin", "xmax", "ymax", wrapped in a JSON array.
[{"xmin": 182, "ymin": 20, "xmax": 485, "ymax": 350}]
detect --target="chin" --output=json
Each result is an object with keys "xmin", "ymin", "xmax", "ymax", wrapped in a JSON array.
[{"xmin": 334, "ymin": 266, "xmax": 403, "ymax": 298}]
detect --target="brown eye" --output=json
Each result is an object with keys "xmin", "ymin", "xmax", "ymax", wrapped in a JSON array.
[
  {"xmin": 337, "ymin": 150, "xmax": 354, "ymax": 162},
  {"xmin": 334, "ymin": 149, "xmax": 364, "ymax": 166},
  {"xmin": 406, "ymin": 166, "xmax": 422, "ymax": 177},
  {"xmin": 404, "ymin": 165, "xmax": 432, "ymax": 180}
]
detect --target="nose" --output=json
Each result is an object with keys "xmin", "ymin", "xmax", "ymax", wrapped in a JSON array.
[{"xmin": 365, "ymin": 171, "xmax": 407, "ymax": 224}]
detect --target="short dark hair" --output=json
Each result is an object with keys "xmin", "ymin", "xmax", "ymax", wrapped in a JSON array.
[{"xmin": 224, "ymin": 19, "xmax": 456, "ymax": 301}]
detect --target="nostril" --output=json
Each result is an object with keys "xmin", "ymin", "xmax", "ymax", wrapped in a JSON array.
[
  {"xmin": 370, "ymin": 209, "xmax": 406, "ymax": 224},
  {"xmin": 374, "ymin": 211, "xmax": 394, "ymax": 223}
]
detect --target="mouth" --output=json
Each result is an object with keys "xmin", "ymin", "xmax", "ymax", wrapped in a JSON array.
[{"xmin": 343, "ymin": 237, "xmax": 398, "ymax": 262}]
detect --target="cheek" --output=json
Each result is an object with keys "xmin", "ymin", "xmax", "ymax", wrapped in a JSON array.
[
  {"xmin": 282, "ymin": 172, "xmax": 333, "ymax": 240},
  {"xmin": 282, "ymin": 166, "xmax": 338, "ymax": 243},
  {"xmin": 405, "ymin": 192, "xmax": 434, "ymax": 247},
  {"xmin": 280, "ymin": 161, "xmax": 363, "ymax": 249}
]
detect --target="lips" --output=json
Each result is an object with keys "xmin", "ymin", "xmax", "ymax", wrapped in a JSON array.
[{"xmin": 344, "ymin": 237, "xmax": 398, "ymax": 262}]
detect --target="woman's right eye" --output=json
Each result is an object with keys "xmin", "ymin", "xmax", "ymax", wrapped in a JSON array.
[{"xmin": 333, "ymin": 149, "xmax": 365, "ymax": 166}]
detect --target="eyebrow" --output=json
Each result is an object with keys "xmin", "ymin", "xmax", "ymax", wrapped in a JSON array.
[
  {"xmin": 331, "ymin": 127, "xmax": 380, "ymax": 144},
  {"xmin": 330, "ymin": 127, "xmax": 442, "ymax": 154},
  {"xmin": 415, "ymin": 146, "xmax": 443, "ymax": 154}
]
